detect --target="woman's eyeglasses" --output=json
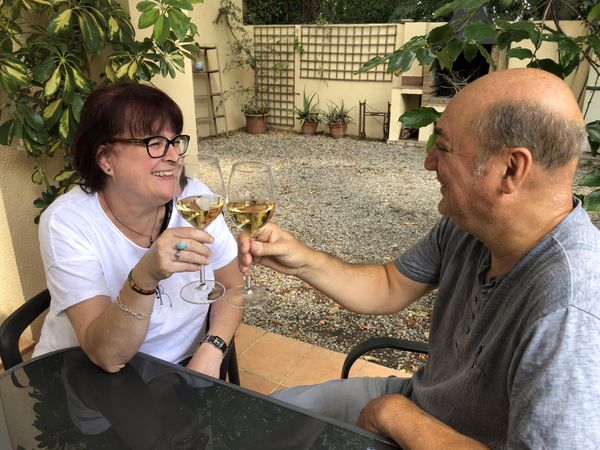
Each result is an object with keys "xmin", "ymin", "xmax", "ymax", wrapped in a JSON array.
[{"xmin": 110, "ymin": 135, "xmax": 190, "ymax": 158}]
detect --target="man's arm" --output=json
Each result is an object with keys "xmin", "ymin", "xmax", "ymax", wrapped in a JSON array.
[
  {"xmin": 239, "ymin": 223, "xmax": 436, "ymax": 314},
  {"xmin": 357, "ymin": 395, "xmax": 488, "ymax": 449}
]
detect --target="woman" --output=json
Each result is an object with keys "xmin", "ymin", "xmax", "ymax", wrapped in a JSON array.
[{"xmin": 33, "ymin": 83, "xmax": 243, "ymax": 376}]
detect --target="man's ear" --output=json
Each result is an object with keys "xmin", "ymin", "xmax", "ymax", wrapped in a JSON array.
[
  {"xmin": 500, "ymin": 147, "xmax": 532, "ymax": 194},
  {"xmin": 96, "ymin": 145, "xmax": 114, "ymax": 175}
]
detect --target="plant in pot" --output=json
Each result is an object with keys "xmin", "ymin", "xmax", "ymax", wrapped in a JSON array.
[
  {"xmin": 293, "ymin": 91, "xmax": 321, "ymax": 135},
  {"xmin": 215, "ymin": 0, "xmax": 270, "ymax": 134},
  {"xmin": 324, "ymin": 100, "xmax": 353, "ymax": 139}
]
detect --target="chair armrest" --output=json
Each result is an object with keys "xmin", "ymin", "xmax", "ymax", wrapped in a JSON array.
[{"xmin": 341, "ymin": 336, "xmax": 429, "ymax": 379}]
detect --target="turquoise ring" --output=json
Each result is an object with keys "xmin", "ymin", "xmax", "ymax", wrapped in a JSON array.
[{"xmin": 176, "ymin": 242, "xmax": 187, "ymax": 251}]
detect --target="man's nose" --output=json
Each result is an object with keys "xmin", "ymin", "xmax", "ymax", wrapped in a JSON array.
[{"xmin": 424, "ymin": 147, "xmax": 437, "ymax": 171}]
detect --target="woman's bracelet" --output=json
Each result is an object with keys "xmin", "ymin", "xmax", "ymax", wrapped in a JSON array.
[
  {"xmin": 128, "ymin": 270, "xmax": 157, "ymax": 295},
  {"xmin": 115, "ymin": 294, "xmax": 153, "ymax": 320}
]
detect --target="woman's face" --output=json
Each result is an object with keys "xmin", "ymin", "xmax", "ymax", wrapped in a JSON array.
[{"xmin": 98, "ymin": 128, "xmax": 182, "ymax": 206}]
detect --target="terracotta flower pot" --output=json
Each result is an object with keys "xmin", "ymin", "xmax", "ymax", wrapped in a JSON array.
[
  {"xmin": 328, "ymin": 122, "xmax": 347, "ymax": 139},
  {"xmin": 244, "ymin": 113, "xmax": 268, "ymax": 134},
  {"xmin": 301, "ymin": 121, "xmax": 318, "ymax": 135}
]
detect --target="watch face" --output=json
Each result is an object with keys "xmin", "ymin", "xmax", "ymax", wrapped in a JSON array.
[{"xmin": 204, "ymin": 335, "xmax": 227, "ymax": 352}]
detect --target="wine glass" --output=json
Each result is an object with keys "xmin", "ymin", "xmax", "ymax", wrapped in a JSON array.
[
  {"xmin": 173, "ymin": 155, "xmax": 227, "ymax": 304},
  {"xmin": 226, "ymin": 161, "xmax": 275, "ymax": 308}
]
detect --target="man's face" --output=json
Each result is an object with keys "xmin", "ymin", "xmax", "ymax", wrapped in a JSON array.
[{"xmin": 423, "ymin": 97, "xmax": 497, "ymax": 231}]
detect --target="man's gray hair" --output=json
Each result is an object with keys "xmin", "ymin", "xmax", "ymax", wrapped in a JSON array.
[{"xmin": 472, "ymin": 101, "xmax": 589, "ymax": 171}]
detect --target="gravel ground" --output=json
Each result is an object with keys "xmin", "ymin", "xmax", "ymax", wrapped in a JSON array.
[{"xmin": 206, "ymin": 129, "xmax": 600, "ymax": 373}]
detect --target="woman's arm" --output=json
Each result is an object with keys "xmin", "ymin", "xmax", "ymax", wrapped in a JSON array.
[{"xmin": 186, "ymin": 259, "xmax": 244, "ymax": 377}]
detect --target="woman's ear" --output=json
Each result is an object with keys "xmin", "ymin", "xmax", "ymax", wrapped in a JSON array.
[{"xmin": 96, "ymin": 145, "xmax": 114, "ymax": 175}]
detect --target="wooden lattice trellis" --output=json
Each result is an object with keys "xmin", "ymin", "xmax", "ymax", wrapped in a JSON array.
[
  {"xmin": 300, "ymin": 25, "xmax": 397, "ymax": 81},
  {"xmin": 254, "ymin": 26, "xmax": 296, "ymax": 127}
]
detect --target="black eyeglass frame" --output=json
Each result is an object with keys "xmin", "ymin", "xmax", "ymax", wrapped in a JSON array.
[{"xmin": 110, "ymin": 134, "xmax": 191, "ymax": 158}]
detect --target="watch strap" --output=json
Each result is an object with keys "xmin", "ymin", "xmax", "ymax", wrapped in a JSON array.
[{"xmin": 202, "ymin": 334, "xmax": 227, "ymax": 355}]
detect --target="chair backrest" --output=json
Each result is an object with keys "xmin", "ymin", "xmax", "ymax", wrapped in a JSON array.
[{"xmin": 0, "ymin": 289, "xmax": 50, "ymax": 370}]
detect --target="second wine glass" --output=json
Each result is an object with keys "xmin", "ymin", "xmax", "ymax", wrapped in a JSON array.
[
  {"xmin": 226, "ymin": 161, "xmax": 275, "ymax": 308},
  {"xmin": 173, "ymin": 156, "xmax": 226, "ymax": 304}
]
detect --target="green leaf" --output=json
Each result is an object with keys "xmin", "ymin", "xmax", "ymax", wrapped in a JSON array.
[
  {"xmin": 23, "ymin": 121, "xmax": 48, "ymax": 144},
  {"xmin": 0, "ymin": 119, "xmax": 15, "ymax": 145},
  {"xmin": 437, "ymin": 40, "xmax": 463, "ymax": 70},
  {"xmin": 136, "ymin": 1, "xmax": 156, "ymax": 12},
  {"xmin": 43, "ymin": 99, "xmax": 62, "ymax": 121},
  {"xmin": 59, "ymin": 106, "xmax": 70, "ymax": 141},
  {"xmin": 71, "ymin": 94, "xmax": 84, "ymax": 120},
  {"xmin": 168, "ymin": 9, "xmax": 190, "ymax": 41},
  {"xmin": 358, "ymin": 56, "xmax": 386, "ymax": 73},
  {"xmin": 62, "ymin": 71, "xmax": 74, "ymax": 103},
  {"xmin": 171, "ymin": 0, "xmax": 194, "ymax": 11},
  {"xmin": 107, "ymin": 16, "xmax": 119, "ymax": 39},
  {"xmin": 139, "ymin": 9, "xmax": 159, "ymax": 29},
  {"xmin": 496, "ymin": 30, "xmax": 530, "ymax": 50},
  {"xmin": 47, "ymin": 8, "xmax": 72, "ymax": 35},
  {"xmin": 54, "ymin": 169, "xmax": 77, "ymax": 183},
  {"xmin": 579, "ymin": 168, "xmax": 600, "ymax": 187},
  {"xmin": 527, "ymin": 58, "xmax": 564, "ymax": 79},
  {"xmin": 507, "ymin": 47, "xmax": 533, "ymax": 60},
  {"xmin": 463, "ymin": 21, "xmax": 497, "ymax": 44},
  {"xmin": 499, "ymin": 0, "xmax": 514, "ymax": 7},
  {"xmin": 152, "ymin": 15, "xmax": 170, "ymax": 44},
  {"xmin": 557, "ymin": 37, "xmax": 580, "ymax": 70},
  {"xmin": 400, "ymin": 107, "xmax": 441, "ymax": 128},
  {"xmin": 415, "ymin": 47, "xmax": 435, "ymax": 66},
  {"xmin": 427, "ymin": 24, "xmax": 453, "ymax": 46},
  {"xmin": 589, "ymin": 35, "xmax": 600, "ymax": 57},
  {"xmin": 463, "ymin": 43, "xmax": 478, "ymax": 62},
  {"xmin": 387, "ymin": 50, "xmax": 415, "ymax": 75},
  {"xmin": 476, "ymin": 44, "xmax": 496, "ymax": 70},
  {"xmin": 21, "ymin": 105, "xmax": 45, "ymax": 131},
  {"xmin": 587, "ymin": 120, "xmax": 600, "ymax": 155},
  {"xmin": 588, "ymin": 2, "xmax": 600, "ymax": 22},
  {"xmin": 583, "ymin": 190, "xmax": 600, "ymax": 211},
  {"xmin": 426, "ymin": 132, "xmax": 437, "ymax": 152},
  {"xmin": 32, "ymin": 57, "xmax": 56, "ymax": 83},
  {"xmin": 70, "ymin": 66, "xmax": 88, "ymax": 91},
  {"xmin": 31, "ymin": 167, "xmax": 44, "ymax": 185},
  {"xmin": 78, "ymin": 12, "xmax": 102, "ymax": 54}
]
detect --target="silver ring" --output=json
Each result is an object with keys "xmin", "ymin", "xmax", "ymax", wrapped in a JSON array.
[{"xmin": 175, "ymin": 250, "xmax": 182, "ymax": 261}]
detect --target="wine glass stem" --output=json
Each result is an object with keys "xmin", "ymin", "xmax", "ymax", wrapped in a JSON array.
[
  {"xmin": 199, "ymin": 265, "xmax": 207, "ymax": 288},
  {"xmin": 245, "ymin": 274, "xmax": 252, "ymax": 290}
]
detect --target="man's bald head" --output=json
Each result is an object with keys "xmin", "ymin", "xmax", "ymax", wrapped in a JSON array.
[{"xmin": 450, "ymin": 68, "xmax": 588, "ymax": 171}]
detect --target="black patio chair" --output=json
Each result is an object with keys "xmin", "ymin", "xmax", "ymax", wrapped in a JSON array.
[
  {"xmin": 341, "ymin": 336, "xmax": 429, "ymax": 379},
  {"xmin": 0, "ymin": 289, "xmax": 240, "ymax": 385}
]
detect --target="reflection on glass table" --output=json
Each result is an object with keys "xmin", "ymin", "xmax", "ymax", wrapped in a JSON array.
[{"xmin": 0, "ymin": 348, "xmax": 399, "ymax": 449}]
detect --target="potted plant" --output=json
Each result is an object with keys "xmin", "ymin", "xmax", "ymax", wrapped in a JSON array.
[
  {"xmin": 324, "ymin": 100, "xmax": 354, "ymax": 139},
  {"xmin": 293, "ymin": 91, "xmax": 321, "ymax": 135}
]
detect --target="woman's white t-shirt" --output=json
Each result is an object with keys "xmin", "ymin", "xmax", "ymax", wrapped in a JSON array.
[{"xmin": 33, "ymin": 181, "xmax": 237, "ymax": 363}]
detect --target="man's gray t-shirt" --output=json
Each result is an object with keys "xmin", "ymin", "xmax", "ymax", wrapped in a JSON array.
[{"xmin": 395, "ymin": 199, "xmax": 600, "ymax": 448}]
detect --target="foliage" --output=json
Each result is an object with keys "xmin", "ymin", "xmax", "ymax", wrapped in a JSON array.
[
  {"xmin": 215, "ymin": 0, "xmax": 269, "ymax": 114},
  {"xmin": 0, "ymin": 0, "xmax": 203, "ymax": 220},
  {"xmin": 358, "ymin": 0, "xmax": 600, "ymax": 209},
  {"xmin": 243, "ymin": 0, "xmax": 596, "ymax": 25},
  {"xmin": 292, "ymin": 90, "xmax": 321, "ymax": 123},
  {"xmin": 324, "ymin": 99, "xmax": 353, "ymax": 125}
]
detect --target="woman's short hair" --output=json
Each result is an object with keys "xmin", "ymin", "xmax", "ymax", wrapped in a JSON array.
[{"xmin": 73, "ymin": 83, "xmax": 184, "ymax": 192}]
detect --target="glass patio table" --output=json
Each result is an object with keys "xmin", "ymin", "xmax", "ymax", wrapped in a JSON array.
[{"xmin": 0, "ymin": 347, "xmax": 399, "ymax": 449}]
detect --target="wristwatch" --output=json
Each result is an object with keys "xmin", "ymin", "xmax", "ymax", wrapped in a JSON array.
[{"xmin": 202, "ymin": 334, "xmax": 227, "ymax": 355}]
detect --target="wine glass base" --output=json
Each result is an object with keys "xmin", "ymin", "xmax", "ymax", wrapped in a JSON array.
[
  {"xmin": 227, "ymin": 285, "xmax": 269, "ymax": 309},
  {"xmin": 180, "ymin": 279, "xmax": 225, "ymax": 304}
]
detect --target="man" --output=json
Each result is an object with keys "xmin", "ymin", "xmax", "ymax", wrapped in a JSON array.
[{"xmin": 239, "ymin": 68, "xmax": 600, "ymax": 448}]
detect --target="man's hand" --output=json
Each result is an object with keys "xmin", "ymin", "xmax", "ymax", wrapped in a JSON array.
[
  {"xmin": 357, "ymin": 394, "xmax": 488, "ymax": 449},
  {"xmin": 238, "ymin": 223, "xmax": 311, "ymax": 276}
]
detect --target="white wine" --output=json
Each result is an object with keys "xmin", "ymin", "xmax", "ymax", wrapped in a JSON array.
[
  {"xmin": 176, "ymin": 195, "xmax": 224, "ymax": 229},
  {"xmin": 227, "ymin": 200, "xmax": 275, "ymax": 233}
]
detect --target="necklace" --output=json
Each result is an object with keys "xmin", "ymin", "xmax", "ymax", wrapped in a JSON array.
[{"xmin": 101, "ymin": 193, "xmax": 160, "ymax": 248}]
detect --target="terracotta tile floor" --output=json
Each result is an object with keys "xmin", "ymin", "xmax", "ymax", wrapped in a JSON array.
[{"xmin": 235, "ymin": 323, "xmax": 411, "ymax": 395}]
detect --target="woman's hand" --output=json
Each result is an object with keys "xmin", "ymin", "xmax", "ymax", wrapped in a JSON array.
[{"xmin": 133, "ymin": 227, "xmax": 215, "ymax": 288}]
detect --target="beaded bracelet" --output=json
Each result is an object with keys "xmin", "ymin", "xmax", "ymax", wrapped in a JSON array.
[
  {"xmin": 116, "ymin": 294, "xmax": 153, "ymax": 320},
  {"xmin": 128, "ymin": 270, "xmax": 157, "ymax": 295}
]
